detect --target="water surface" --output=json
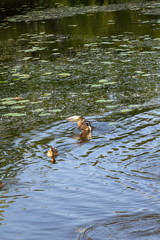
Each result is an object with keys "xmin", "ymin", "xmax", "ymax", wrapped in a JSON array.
[{"xmin": 1, "ymin": 1, "xmax": 160, "ymax": 239}]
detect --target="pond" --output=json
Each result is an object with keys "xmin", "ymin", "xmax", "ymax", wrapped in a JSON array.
[{"xmin": 1, "ymin": 1, "xmax": 160, "ymax": 239}]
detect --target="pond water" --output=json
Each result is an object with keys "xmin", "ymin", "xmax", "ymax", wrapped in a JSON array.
[{"xmin": 1, "ymin": 1, "xmax": 160, "ymax": 239}]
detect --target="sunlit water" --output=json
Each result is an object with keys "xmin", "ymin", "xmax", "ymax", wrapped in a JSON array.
[{"xmin": 1, "ymin": 1, "xmax": 160, "ymax": 239}]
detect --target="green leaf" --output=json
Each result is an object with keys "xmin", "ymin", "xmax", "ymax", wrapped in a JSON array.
[
  {"xmin": 3, "ymin": 113, "xmax": 26, "ymax": 117},
  {"xmin": 50, "ymin": 109, "xmax": 62, "ymax": 112},
  {"xmin": 2, "ymin": 100, "xmax": 17, "ymax": 105},
  {"xmin": 58, "ymin": 73, "xmax": 71, "ymax": 77},
  {"xmin": 121, "ymin": 108, "xmax": 132, "ymax": 113}
]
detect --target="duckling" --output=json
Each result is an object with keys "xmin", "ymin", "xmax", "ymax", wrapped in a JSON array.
[
  {"xmin": 47, "ymin": 147, "xmax": 58, "ymax": 163},
  {"xmin": 66, "ymin": 116, "xmax": 94, "ymax": 133},
  {"xmin": 0, "ymin": 176, "xmax": 3, "ymax": 189}
]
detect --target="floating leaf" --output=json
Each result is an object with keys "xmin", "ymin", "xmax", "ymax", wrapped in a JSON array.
[
  {"xmin": 58, "ymin": 73, "xmax": 71, "ymax": 77},
  {"xmin": 39, "ymin": 113, "xmax": 51, "ymax": 116},
  {"xmin": 81, "ymin": 92, "xmax": 89, "ymax": 95},
  {"xmin": 105, "ymin": 82, "xmax": 116, "ymax": 85},
  {"xmin": 25, "ymin": 47, "xmax": 46, "ymax": 52},
  {"xmin": 22, "ymin": 57, "xmax": 32, "ymax": 61},
  {"xmin": 98, "ymin": 79, "xmax": 108, "ymax": 83},
  {"xmin": 0, "ymin": 106, "xmax": 6, "ymax": 109},
  {"xmin": 30, "ymin": 101, "xmax": 43, "ymax": 104},
  {"xmin": 91, "ymin": 84, "xmax": 101, "ymax": 88},
  {"xmin": 128, "ymin": 104, "xmax": 139, "ymax": 108},
  {"xmin": 32, "ymin": 108, "xmax": 44, "ymax": 113},
  {"xmin": 50, "ymin": 109, "xmax": 62, "ymax": 112},
  {"xmin": 43, "ymin": 72, "xmax": 53, "ymax": 76},
  {"xmin": 121, "ymin": 109, "xmax": 132, "ymax": 113},
  {"xmin": 40, "ymin": 60, "xmax": 48, "ymax": 63},
  {"xmin": 19, "ymin": 74, "xmax": 30, "ymax": 79},
  {"xmin": 120, "ymin": 59, "xmax": 131, "ymax": 63},
  {"xmin": 96, "ymin": 99, "xmax": 113, "ymax": 103},
  {"xmin": 0, "ymin": 81, "xmax": 7, "ymax": 83},
  {"xmin": 135, "ymin": 71, "xmax": 144, "ymax": 74},
  {"xmin": 11, "ymin": 105, "xmax": 25, "ymax": 109},
  {"xmin": 2, "ymin": 100, "xmax": 17, "ymax": 105},
  {"xmin": 12, "ymin": 73, "xmax": 30, "ymax": 79},
  {"xmin": 3, "ymin": 113, "xmax": 26, "ymax": 117},
  {"xmin": 101, "ymin": 61, "xmax": 114, "ymax": 65},
  {"xmin": 1, "ymin": 97, "xmax": 14, "ymax": 101},
  {"xmin": 43, "ymin": 93, "xmax": 52, "ymax": 96},
  {"xmin": 68, "ymin": 24, "xmax": 78, "ymax": 27},
  {"xmin": 17, "ymin": 100, "xmax": 30, "ymax": 103},
  {"xmin": 101, "ymin": 42, "xmax": 111, "ymax": 45},
  {"xmin": 82, "ymin": 61, "xmax": 92, "ymax": 65},
  {"xmin": 106, "ymin": 105, "xmax": 117, "ymax": 108},
  {"xmin": 142, "ymin": 73, "xmax": 151, "ymax": 77}
]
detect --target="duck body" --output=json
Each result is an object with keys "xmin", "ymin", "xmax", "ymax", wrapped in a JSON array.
[
  {"xmin": 66, "ymin": 116, "xmax": 94, "ymax": 133},
  {"xmin": 47, "ymin": 147, "xmax": 58, "ymax": 163}
]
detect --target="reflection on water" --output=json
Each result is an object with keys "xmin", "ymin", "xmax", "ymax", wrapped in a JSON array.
[{"xmin": 1, "ymin": 1, "xmax": 160, "ymax": 240}]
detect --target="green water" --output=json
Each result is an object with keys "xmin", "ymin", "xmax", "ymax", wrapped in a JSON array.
[{"xmin": 1, "ymin": 1, "xmax": 160, "ymax": 239}]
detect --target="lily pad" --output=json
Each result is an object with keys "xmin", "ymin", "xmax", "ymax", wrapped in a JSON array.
[
  {"xmin": 1, "ymin": 97, "xmax": 14, "ymax": 101},
  {"xmin": 142, "ymin": 73, "xmax": 151, "ymax": 77},
  {"xmin": 101, "ymin": 61, "xmax": 114, "ymax": 65},
  {"xmin": 39, "ymin": 113, "xmax": 51, "ymax": 116},
  {"xmin": 121, "ymin": 108, "xmax": 132, "ymax": 113},
  {"xmin": 11, "ymin": 105, "xmax": 25, "ymax": 109},
  {"xmin": 120, "ymin": 59, "xmax": 131, "ymax": 63},
  {"xmin": 22, "ymin": 57, "xmax": 32, "ymax": 61},
  {"xmin": 2, "ymin": 100, "xmax": 17, "ymax": 105},
  {"xmin": 91, "ymin": 84, "xmax": 101, "ymax": 88},
  {"xmin": 101, "ymin": 42, "xmax": 111, "ymax": 45},
  {"xmin": 83, "ymin": 61, "xmax": 92, "ymax": 65},
  {"xmin": 81, "ymin": 92, "xmax": 90, "ymax": 95},
  {"xmin": 0, "ymin": 106, "xmax": 6, "ymax": 109},
  {"xmin": 43, "ymin": 93, "xmax": 52, "ymax": 96},
  {"xmin": 50, "ymin": 109, "xmax": 62, "ymax": 112},
  {"xmin": 17, "ymin": 100, "xmax": 30, "ymax": 103},
  {"xmin": 32, "ymin": 108, "xmax": 44, "ymax": 113},
  {"xmin": 105, "ymin": 82, "xmax": 117, "ymax": 85},
  {"xmin": 96, "ymin": 99, "xmax": 113, "ymax": 103},
  {"xmin": 106, "ymin": 105, "xmax": 117, "ymax": 108},
  {"xmin": 98, "ymin": 79, "xmax": 109, "ymax": 83},
  {"xmin": 0, "ymin": 81, "xmax": 7, "ymax": 83},
  {"xmin": 128, "ymin": 104, "xmax": 139, "ymax": 108},
  {"xmin": 30, "ymin": 101, "xmax": 43, "ymax": 104},
  {"xmin": 135, "ymin": 71, "xmax": 144, "ymax": 74},
  {"xmin": 3, "ymin": 113, "xmax": 26, "ymax": 117},
  {"xmin": 58, "ymin": 73, "xmax": 71, "ymax": 77},
  {"xmin": 43, "ymin": 72, "xmax": 53, "ymax": 76},
  {"xmin": 68, "ymin": 25, "xmax": 78, "ymax": 27}
]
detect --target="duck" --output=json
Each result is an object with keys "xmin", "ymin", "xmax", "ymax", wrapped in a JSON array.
[
  {"xmin": 47, "ymin": 147, "xmax": 58, "ymax": 163},
  {"xmin": 66, "ymin": 116, "xmax": 94, "ymax": 134},
  {"xmin": 0, "ymin": 176, "xmax": 3, "ymax": 189}
]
